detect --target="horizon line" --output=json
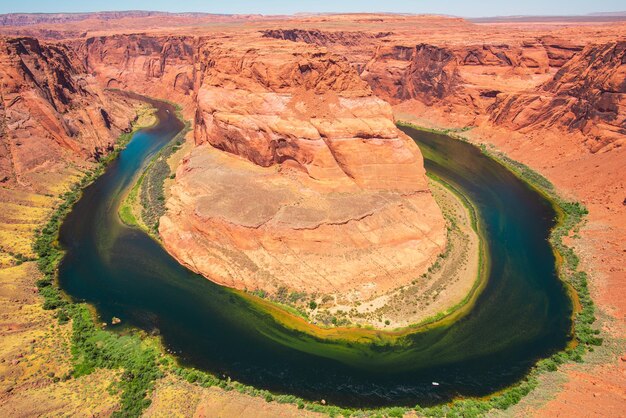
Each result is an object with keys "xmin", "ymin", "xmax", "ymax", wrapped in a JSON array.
[{"xmin": 1, "ymin": 9, "xmax": 626, "ymax": 19}]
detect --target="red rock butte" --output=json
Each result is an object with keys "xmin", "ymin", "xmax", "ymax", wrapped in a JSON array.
[{"xmin": 160, "ymin": 39, "xmax": 446, "ymax": 296}]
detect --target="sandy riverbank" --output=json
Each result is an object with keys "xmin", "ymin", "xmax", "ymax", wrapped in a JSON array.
[{"xmin": 324, "ymin": 178, "xmax": 482, "ymax": 329}]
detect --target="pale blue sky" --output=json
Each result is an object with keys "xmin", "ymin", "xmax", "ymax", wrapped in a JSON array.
[{"xmin": 1, "ymin": 0, "xmax": 624, "ymax": 18}]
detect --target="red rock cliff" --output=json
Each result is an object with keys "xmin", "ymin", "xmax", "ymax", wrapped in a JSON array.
[
  {"xmin": 159, "ymin": 38, "xmax": 446, "ymax": 298},
  {"xmin": 76, "ymin": 35, "xmax": 197, "ymax": 117},
  {"xmin": 0, "ymin": 36, "xmax": 137, "ymax": 188},
  {"xmin": 490, "ymin": 41, "xmax": 626, "ymax": 152}
]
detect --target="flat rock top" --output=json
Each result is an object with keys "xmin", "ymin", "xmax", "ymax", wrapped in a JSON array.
[{"xmin": 185, "ymin": 145, "xmax": 399, "ymax": 230}]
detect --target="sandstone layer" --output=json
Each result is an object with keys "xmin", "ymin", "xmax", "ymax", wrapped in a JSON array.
[
  {"xmin": 159, "ymin": 39, "xmax": 446, "ymax": 297},
  {"xmin": 490, "ymin": 41, "xmax": 626, "ymax": 152},
  {"xmin": 77, "ymin": 35, "xmax": 198, "ymax": 119},
  {"xmin": 0, "ymin": 37, "xmax": 138, "ymax": 190}
]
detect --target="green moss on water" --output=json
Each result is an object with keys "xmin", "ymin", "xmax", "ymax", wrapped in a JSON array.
[{"xmin": 118, "ymin": 158, "xmax": 150, "ymax": 229}]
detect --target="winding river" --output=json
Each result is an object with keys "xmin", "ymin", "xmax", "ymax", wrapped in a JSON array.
[{"xmin": 58, "ymin": 99, "xmax": 573, "ymax": 408}]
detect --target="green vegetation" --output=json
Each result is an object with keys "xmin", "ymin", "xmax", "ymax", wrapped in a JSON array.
[
  {"xmin": 33, "ymin": 166, "xmax": 108, "ymax": 312},
  {"xmin": 171, "ymin": 366, "xmax": 356, "ymax": 417},
  {"xmin": 118, "ymin": 168, "xmax": 145, "ymax": 227},
  {"xmin": 32, "ymin": 109, "xmax": 164, "ymax": 417},
  {"xmin": 2, "ymin": 250, "xmax": 35, "ymax": 265},
  {"xmin": 478, "ymin": 143, "xmax": 554, "ymax": 191},
  {"xmin": 70, "ymin": 304, "xmax": 162, "ymax": 417},
  {"xmin": 396, "ymin": 122, "xmax": 474, "ymax": 137},
  {"xmin": 122, "ymin": 121, "xmax": 190, "ymax": 236}
]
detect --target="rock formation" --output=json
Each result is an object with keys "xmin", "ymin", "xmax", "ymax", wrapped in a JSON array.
[
  {"xmin": 362, "ymin": 44, "xmax": 462, "ymax": 105},
  {"xmin": 262, "ymin": 27, "xmax": 593, "ymax": 127},
  {"xmin": 0, "ymin": 36, "xmax": 137, "ymax": 189},
  {"xmin": 77, "ymin": 35, "xmax": 197, "ymax": 115},
  {"xmin": 0, "ymin": 31, "xmax": 448, "ymax": 299},
  {"xmin": 159, "ymin": 39, "xmax": 446, "ymax": 297},
  {"xmin": 261, "ymin": 29, "xmax": 392, "ymax": 48},
  {"xmin": 490, "ymin": 41, "xmax": 626, "ymax": 152}
]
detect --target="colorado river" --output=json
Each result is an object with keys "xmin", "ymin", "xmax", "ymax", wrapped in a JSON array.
[{"xmin": 57, "ymin": 99, "xmax": 572, "ymax": 407}]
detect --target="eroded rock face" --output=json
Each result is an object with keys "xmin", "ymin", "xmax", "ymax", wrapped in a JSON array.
[
  {"xmin": 160, "ymin": 39, "xmax": 446, "ymax": 297},
  {"xmin": 264, "ymin": 29, "xmax": 559, "ymax": 105},
  {"xmin": 0, "ymin": 36, "xmax": 136, "ymax": 188},
  {"xmin": 269, "ymin": 27, "xmax": 623, "ymax": 153},
  {"xmin": 362, "ymin": 44, "xmax": 461, "ymax": 105},
  {"xmin": 261, "ymin": 29, "xmax": 392, "ymax": 48},
  {"xmin": 490, "ymin": 41, "xmax": 626, "ymax": 152},
  {"xmin": 263, "ymin": 28, "xmax": 602, "ymax": 134},
  {"xmin": 78, "ymin": 35, "xmax": 197, "ymax": 115}
]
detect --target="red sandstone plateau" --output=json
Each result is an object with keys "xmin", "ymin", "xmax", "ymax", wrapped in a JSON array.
[
  {"xmin": 160, "ymin": 39, "xmax": 446, "ymax": 297},
  {"xmin": 0, "ymin": 11, "xmax": 624, "ymax": 417}
]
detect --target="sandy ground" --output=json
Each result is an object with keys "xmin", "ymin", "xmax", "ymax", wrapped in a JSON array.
[
  {"xmin": 145, "ymin": 375, "xmax": 323, "ymax": 418},
  {"xmin": 326, "ymin": 179, "xmax": 481, "ymax": 329},
  {"xmin": 0, "ymin": 169, "xmax": 125, "ymax": 416}
]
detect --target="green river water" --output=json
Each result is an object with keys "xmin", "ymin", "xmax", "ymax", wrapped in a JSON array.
[{"xmin": 57, "ymin": 99, "xmax": 572, "ymax": 407}]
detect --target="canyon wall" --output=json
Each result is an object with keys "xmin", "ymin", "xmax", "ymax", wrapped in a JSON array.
[
  {"xmin": 263, "ymin": 30, "xmax": 585, "ymax": 123},
  {"xmin": 0, "ymin": 36, "xmax": 137, "ymax": 190},
  {"xmin": 76, "ymin": 35, "xmax": 197, "ymax": 118},
  {"xmin": 264, "ymin": 28, "xmax": 625, "ymax": 153},
  {"xmin": 362, "ymin": 43, "xmax": 462, "ymax": 105},
  {"xmin": 490, "ymin": 41, "xmax": 626, "ymax": 152}
]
